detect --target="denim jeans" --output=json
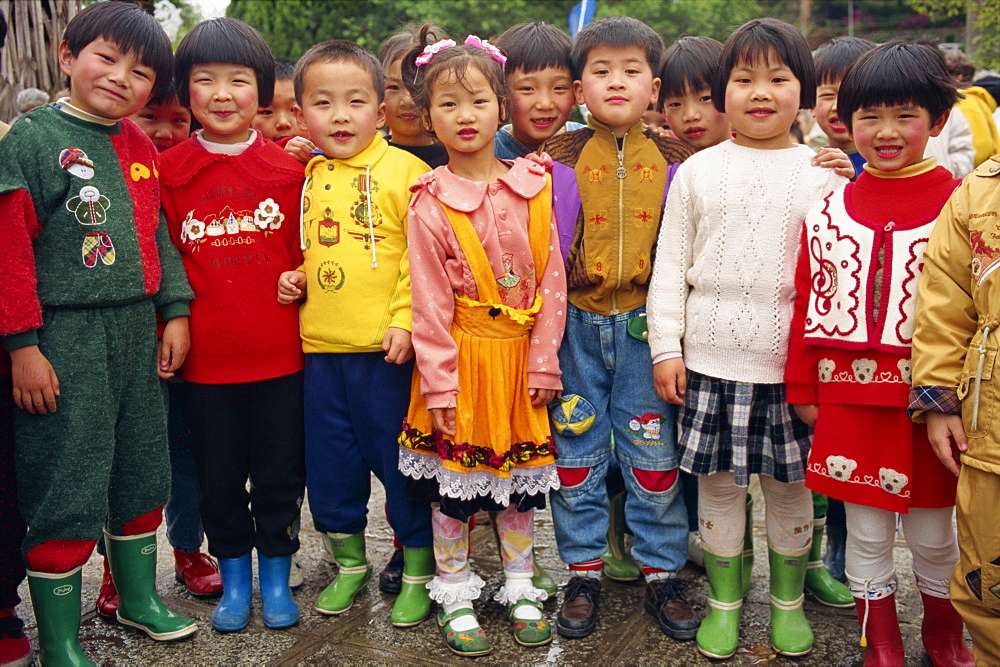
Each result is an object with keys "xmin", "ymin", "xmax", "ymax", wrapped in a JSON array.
[
  {"xmin": 164, "ymin": 381, "xmax": 205, "ymax": 553},
  {"xmin": 549, "ymin": 304, "xmax": 688, "ymax": 571}
]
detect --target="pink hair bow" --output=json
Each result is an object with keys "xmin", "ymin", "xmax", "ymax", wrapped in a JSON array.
[
  {"xmin": 464, "ymin": 35, "xmax": 507, "ymax": 64},
  {"xmin": 415, "ymin": 39, "xmax": 457, "ymax": 66}
]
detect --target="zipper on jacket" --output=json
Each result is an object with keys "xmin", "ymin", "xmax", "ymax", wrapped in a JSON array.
[{"xmin": 613, "ymin": 131, "xmax": 627, "ymax": 315}]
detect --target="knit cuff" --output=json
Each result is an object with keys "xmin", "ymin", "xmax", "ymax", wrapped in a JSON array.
[
  {"xmin": 2, "ymin": 330, "xmax": 39, "ymax": 352},
  {"xmin": 157, "ymin": 301, "xmax": 191, "ymax": 322},
  {"xmin": 784, "ymin": 381, "xmax": 818, "ymax": 405}
]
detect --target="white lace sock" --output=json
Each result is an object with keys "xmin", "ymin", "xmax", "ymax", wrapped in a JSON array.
[
  {"xmin": 494, "ymin": 571, "xmax": 543, "ymax": 620},
  {"xmin": 428, "ymin": 574, "xmax": 485, "ymax": 633}
]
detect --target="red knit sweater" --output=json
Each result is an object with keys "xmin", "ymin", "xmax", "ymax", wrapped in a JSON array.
[
  {"xmin": 786, "ymin": 165, "xmax": 960, "ymax": 406},
  {"xmin": 160, "ymin": 134, "xmax": 305, "ymax": 384}
]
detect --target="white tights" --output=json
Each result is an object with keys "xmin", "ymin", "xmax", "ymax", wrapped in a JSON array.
[
  {"xmin": 843, "ymin": 502, "xmax": 957, "ymax": 599},
  {"xmin": 698, "ymin": 472, "xmax": 813, "ymax": 554}
]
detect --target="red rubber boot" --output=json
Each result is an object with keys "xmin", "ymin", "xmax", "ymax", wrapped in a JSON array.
[
  {"xmin": 919, "ymin": 592, "xmax": 975, "ymax": 666},
  {"xmin": 853, "ymin": 594, "xmax": 904, "ymax": 666}
]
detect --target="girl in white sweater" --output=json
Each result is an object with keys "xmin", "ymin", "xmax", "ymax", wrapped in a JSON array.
[{"xmin": 647, "ymin": 19, "xmax": 846, "ymax": 660}]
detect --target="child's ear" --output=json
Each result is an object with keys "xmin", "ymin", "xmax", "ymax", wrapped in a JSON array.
[
  {"xmin": 376, "ymin": 101, "xmax": 386, "ymax": 130},
  {"xmin": 648, "ymin": 77, "xmax": 662, "ymax": 107},
  {"xmin": 498, "ymin": 98, "xmax": 508, "ymax": 124},
  {"xmin": 573, "ymin": 80, "xmax": 586, "ymax": 107},
  {"xmin": 57, "ymin": 40, "xmax": 75, "ymax": 77},
  {"xmin": 293, "ymin": 104, "xmax": 308, "ymax": 133},
  {"xmin": 421, "ymin": 108, "xmax": 434, "ymax": 134},
  {"xmin": 929, "ymin": 108, "xmax": 950, "ymax": 138}
]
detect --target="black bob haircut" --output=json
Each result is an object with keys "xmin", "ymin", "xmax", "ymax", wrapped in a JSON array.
[
  {"xmin": 813, "ymin": 36, "xmax": 876, "ymax": 86},
  {"xmin": 570, "ymin": 16, "xmax": 664, "ymax": 81},
  {"xmin": 837, "ymin": 41, "xmax": 961, "ymax": 133},
  {"xmin": 293, "ymin": 40, "xmax": 385, "ymax": 105},
  {"xmin": 659, "ymin": 36, "xmax": 723, "ymax": 107},
  {"xmin": 713, "ymin": 18, "xmax": 816, "ymax": 113},
  {"xmin": 63, "ymin": 1, "xmax": 174, "ymax": 101},
  {"xmin": 495, "ymin": 22, "xmax": 573, "ymax": 76},
  {"xmin": 174, "ymin": 17, "xmax": 275, "ymax": 108}
]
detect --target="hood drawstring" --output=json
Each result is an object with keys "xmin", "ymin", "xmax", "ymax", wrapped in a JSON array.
[
  {"xmin": 859, "ymin": 578, "xmax": 872, "ymax": 647},
  {"xmin": 366, "ymin": 164, "xmax": 378, "ymax": 269}
]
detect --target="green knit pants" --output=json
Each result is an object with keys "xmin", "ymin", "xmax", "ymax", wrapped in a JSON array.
[{"xmin": 15, "ymin": 300, "xmax": 170, "ymax": 556}]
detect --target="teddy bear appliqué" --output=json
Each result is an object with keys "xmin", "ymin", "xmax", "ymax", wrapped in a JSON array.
[
  {"xmin": 826, "ymin": 455, "xmax": 858, "ymax": 481},
  {"xmin": 879, "ymin": 468, "xmax": 909, "ymax": 495}
]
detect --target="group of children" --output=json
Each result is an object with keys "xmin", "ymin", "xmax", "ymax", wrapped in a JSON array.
[{"xmin": 0, "ymin": 1, "xmax": 997, "ymax": 665}]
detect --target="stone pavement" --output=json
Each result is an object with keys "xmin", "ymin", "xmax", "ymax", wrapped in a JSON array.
[{"xmin": 15, "ymin": 477, "xmax": 959, "ymax": 665}]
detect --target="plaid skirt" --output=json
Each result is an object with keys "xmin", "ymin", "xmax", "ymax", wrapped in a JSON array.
[{"xmin": 678, "ymin": 370, "xmax": 811, "ymax": 487}]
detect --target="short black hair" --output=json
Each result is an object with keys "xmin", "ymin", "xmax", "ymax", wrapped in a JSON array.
[
  {"xmin": 496, "ymin": 22, "xmax": 573, "ymax": 76},
  {"xmin": 63, "ymin": 1, "xmax": 173, "ymax": 101},
  {"xmin": 813, "ymin": 36, "xmax": 876, "ymax": 86},
  {"xmin": 148, "ymin": 78, "xmax": 180, "ymax": 107},
  {"xmin": 659, "ymin": 36, "xmax": 723, "ymax": 107},
  {"xmin": 713, "ymin": 18, "xmax": 816, "ymax": 112},
  {"xmin": 837, "ymin": 41, "xmax": 961, "ymax": 133},
  {"xmin": 174, "ymin": 18, "xmax": 274, "ymax": 107},
  {"xmin": 294, "ymin": 40, "xmax": 384, "ymax": 105},
  {"xmin": 570, "ymin": 16, "xmax": 663, "ymax": 81},
  {"xmin": 275, "ymin": 58, "xmax": 296, "ymax": 81}
]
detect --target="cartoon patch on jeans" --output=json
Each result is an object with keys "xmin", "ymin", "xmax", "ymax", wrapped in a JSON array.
[
  {"xmin": 548, "ymin": 394, "xmax": 595, "ymax": 436},
  {"xmin": 626, "ymin": 413, "xmax": 663, "ymax": 440}
]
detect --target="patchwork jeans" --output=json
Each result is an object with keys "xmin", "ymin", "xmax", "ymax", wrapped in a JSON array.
[{"xmin": 549, "ymin": 304, "xmax": 688, "ymax": 572}]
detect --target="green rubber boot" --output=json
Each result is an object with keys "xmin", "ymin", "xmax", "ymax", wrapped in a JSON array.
[
  {"xmin": 696, "ymin": 547, "xmax": 744, "ymax": 660},
  {"xmin": 741, "ymin": 493, "xmax": 754, "ymax": 597},
  {"xmin": 316, "ymin": 533, "xmax": 371, "ymax": 615},
  {"xmin": 803, "ymin": 518, "xmax": 853, "ymax": 608},
  {"xmin": 391, "ymin": 546, "xmax": 435, "ymax": 627},
  {"xmin": 26, "ymin": 568, "xmax": 95, "ymax": 667},
  {"xmin": 601, "ymin": 491, "xmax": 641, "ymax": 582},
  {"xmin": 104, "ymin": 532, "xmax": 198, "ymax": 641},
  {"xmin": 768, "ymin": 544, "xmax": 814, "ymax": 656}
]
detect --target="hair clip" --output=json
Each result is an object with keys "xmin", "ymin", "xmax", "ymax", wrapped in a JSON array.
[
  {"xmin": 464, "ymin": 35, "xmax": 507, "ymax": 65},
  {"xmin": 415, "ymin": 39, "xmax": 457, "ymax": 67}
]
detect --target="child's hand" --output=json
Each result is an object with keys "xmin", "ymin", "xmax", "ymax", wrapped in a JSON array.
[
  {"xmin": 812, "ymin": 146, "xmax": 855, "ymax": 179},
  {"xmin": 792, "ymin": 403, "xmax": 818, "ymax": 428},
  {"xmin": 159, "ymin": 316, "xmax": 190, "ymax": 379},
  {"xmin": 430, "ymin": 407, "xmax": 456, "ymax": 436},
  {"xmin": 653, "ymin": 357, "xmax": 687, "ymax": 405},
  {"xmin": 645, "ymin": 125, "xmax": 677, "ymax": 141},
  {"xmin": 10, "ymin": 345, "xmax": 60, "ymax": 414},
  {"xmin": 284, "ymin": 136, "xmax": 318, "ymax": 164},
  {"xmin": 278, "ymin": 270, "xmax": 306, "ymax": 304},
  {"xmin": 528, "ymin": 387, "xmax": 559, "ymax": 407},
  {"xmin": 926, "ymin": 411, "xmax": 967, "ymax": 477},
  {"xmin": 383, "ymin": 327, "xmax": 414, "ymax": 364}
]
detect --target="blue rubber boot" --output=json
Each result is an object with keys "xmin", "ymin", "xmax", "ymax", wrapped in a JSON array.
[
  {"xmin": 212, "ymin": 554, "xmax": 252, "ymax": 632},
  {"xmin": 257, "ymin": 554, "xmax": 299, "ymax": 629}
]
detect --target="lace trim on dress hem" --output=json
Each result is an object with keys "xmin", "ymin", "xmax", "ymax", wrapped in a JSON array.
[{"xmin": 399, "ymin": 449, "xmax": 560, "ymax": 504}]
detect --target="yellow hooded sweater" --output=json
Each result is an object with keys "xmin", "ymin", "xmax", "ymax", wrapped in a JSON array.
[
  {"xmin": 958, "ymin": 86, "xmax": 999, "ymax": 168},
  {"xmin": 298, "ymin": 134, "xmax": 429, "ymax": 353}
]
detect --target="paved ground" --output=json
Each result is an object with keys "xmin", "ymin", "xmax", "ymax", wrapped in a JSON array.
[{"xmin": 15, "ymin": 477, "xmax": 960, "ymax": 665}]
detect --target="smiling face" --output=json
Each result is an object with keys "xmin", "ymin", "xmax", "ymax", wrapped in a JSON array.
[
  {"xmin": 427, "ymin": 65, "xmax": 503, "ymax": 164},
  {"xmin": 383, "ymin": 57, "xmax": 430, "ymax": 147},
  {"xmin": 724, "ymin": 51, "xmax": 801, "ymax": 150},
  {"xmin": 294, "ymin": 60, "xmax": 385, "ymax": 159},
  {"xmin": 131, "ymin": 98, "xmax": 191, "ymax": 151},
  {"xmin": 58, "ymin": 38, "xmax": 155, "ymax": 120},
  {"xmin": 814, "ymin": 78, "xmax": 852, "ymax": 150},
  {"xmin": 850, "ymin": 103, "xmax": 947, "ymax": 172},
  {"xmin": 662, "ymin": 85, "xmax": 731, "ymax": 151},
  {"xmin": 574, "ymin": 45, "xmax": 660, "ymax": 137},
  {"xmin": 187, "ymin": 62, "xmax": 258, "ymax": 144},
  {"xmin": 252, "ymin": 78, "xmax": 299, "ymax": 141},
  {"xmin": 507, "ymin": 65, "xmax": 575, "ymax": 149}
]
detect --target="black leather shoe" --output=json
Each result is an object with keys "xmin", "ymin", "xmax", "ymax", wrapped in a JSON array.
[
  {"xmin": 557, "ymin": 576, "xmax": 601, "ymax": 639},
  {"xmin": 378, "ymin": 548, "xmax": 404, "ymax": 595},
  {"xmin": 644, "ymin": 578, "xmax": 700, "ymax": 640}
]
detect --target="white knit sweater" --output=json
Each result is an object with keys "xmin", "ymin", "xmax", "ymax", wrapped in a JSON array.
[{"xmin": 647, "ymin": 141, "xmax": 847, "ymax": 384}]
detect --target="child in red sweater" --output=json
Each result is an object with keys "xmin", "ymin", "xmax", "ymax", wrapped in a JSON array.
[
  {"xmin": 785, "ymin": 42, "xmax": 973, "ymax": 666},
  {"xmin": 160, "ymin": 17, "xmax": 306, "ymax": 632}
]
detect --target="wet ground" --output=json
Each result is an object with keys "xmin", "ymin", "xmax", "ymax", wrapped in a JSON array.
[{"xmin": 15, "ymin": 477, "xmax": 959, "ymax": 665}]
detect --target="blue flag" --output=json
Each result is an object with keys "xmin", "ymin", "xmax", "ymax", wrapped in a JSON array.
[{"xmin": 568, "ymin": 0, "xmax": 596, "ymax": 38}]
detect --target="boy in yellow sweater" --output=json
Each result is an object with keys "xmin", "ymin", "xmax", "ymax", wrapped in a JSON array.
[{"xmin": 277, "ymin": 40, "xmax": 434, "ymax": 628}]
